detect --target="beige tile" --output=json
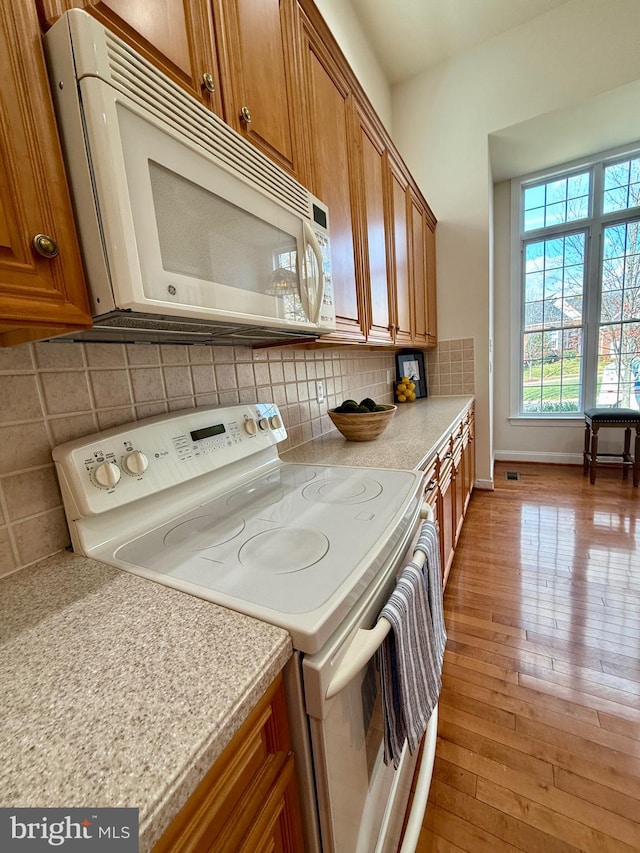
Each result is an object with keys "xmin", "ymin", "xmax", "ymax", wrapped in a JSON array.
[
  {"xmin": 236, "ymin": 362, "xmax": 255, "ymax": 388},
  {"xmin": 2, "ymin": 466, "xmax": 62, "ymax": 522},
  {"xmin": 97, "ymin": 407, "xmax": 136, "ymax": 430},
  {"xmin": 33, "ymin": 342, "xmax": 85, "ymax": 369},
  {"xmin": 191, "ymin": 365, "xmax": 216, "ymax": 395},
  {"xmin": 13, "ymin": 507, "xmax": 70, "ymax": 566},
  {"xmin": 188, "ymin": 346, "xmax": 213, "ymax": 364},
  {"xmin": 233, "ymin": 346, "xmax": 252, "ymax": 362},
  {"xmin": 284, "ymin": 362, "xmax": 296, "ymax": 383},
  {"xmin": 269, "ymin": 362, "xmax": 284, "ymax": 384},
  {"xmin": 214, "ymin": 363, "xmax": 236, "ymax": 391},
  {"xmin": 160, "ymin": 345, "xmax": 189, "ymax": 365},
  {"xmin": 194, "ymin": 394, "xmax": 218, "ymax": 407},
  {"xmin": 168, "ymin": 397, "xmax": 195, "ymax": 412},
  {"xmin": 135, "ymin": 402, "xmax": 168, "ymax": 419},
  {"xmin": 84, "ymin": 343, "xmax": 127, "ymax": 368},
  {"xmin": 218, "ymin": 390, "xmax": 239, "ymax": 405},
  {"xmin": 163, "ymin": 365, "xmax": 193, "ymax": 398},
  {"xmin": 0, "ymin": 344, "xmax": 33, "ymax": 371},
  {"xmin": 1, "ymin": 375, "xmax": 44, "ymax": 423},
  {"xmin": 126, "ymin": 344, "xmax": 160, "ymax": 365},
  {"xmin": 0, "ymin": 527, "xmax": 17, "ymax": 577},
  {"xmin": 238, "ymin": 388, "xmax": 256, "ymax": 403},
  {"xmin": 90, "ymin": 370, "xmax": 132, "ymax": 409},
  {"xmin": 0, "ymin": 423, "xmax": 52, "ymax": 474},
  {"xmin": 48, "ymin": 414, "xmax": 98, "ymax": 446},
  {"xmin": 40, "ymin": 371, "xmax": 92, "ymax": 416},
  {"xmin": 130, "ymin": 368, "xmax": 164, "ymax": 402},
  {"xmin": 212, "ymin": 346, "xmax": 231, "ymax": 363},
  {"xmin": 253, "ymin": 362, "xmax": 271, "ymax": 386}
]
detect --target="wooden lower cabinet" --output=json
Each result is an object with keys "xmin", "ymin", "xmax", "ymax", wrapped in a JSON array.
[
  {"xmin": 153, "ymin": 673, "xmax": 304, "ymax": 853},
  {"xmin": 420, "ymin": 404, "xmax": 475, "ymax": 587}
]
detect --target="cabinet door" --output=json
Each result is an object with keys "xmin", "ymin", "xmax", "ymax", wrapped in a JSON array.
[
  {"xmin": 0, "ymin": 0, "xmax": 91, "ymax": 347},
  {"xmin": 38, "ymin": 0, "xmax": 222, "ymax": 113},
  {"xmin": 211, "ymin": 0, "xmax": 304, "ymax": 178},
  {"xmin": 299, "ymin": 13, "xmax": 364, "ymax": 341},
  {"xmin": 409, "ymin": 191, "xmax": 437, "ymax": 348},
  {"xmin": 425, "ymin": 218, "xmax": 437, "ymax": 345},
  {"xmin": 386, "ymin": 156, "xmax": 412, "ymax": 346},
  {"xmin": 353, "ymin": 107, "xmax": 392, "ymax": 344}
]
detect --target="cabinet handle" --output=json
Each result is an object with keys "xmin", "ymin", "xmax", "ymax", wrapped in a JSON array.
[
  {"xmin": 201, "ymin": 72, "xmax": 216, "ymax": 93},
  {"xmin": 240, "ymin": 105, "xmax": 252, "ymax": 123},
  {"xmin": 424, "ymin": 479, "xmax": 437, "ymax": 492},
  {"xmin": 32, "ymin": 234, "xmax": 59, "ymax": 259}
]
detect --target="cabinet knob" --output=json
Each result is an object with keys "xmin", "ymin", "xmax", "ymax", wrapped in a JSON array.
[
  {"xmin": 240, "ymin": 105, "xmax": 252, "ymax": 123},
  {"xmin": 201, "ymin": 72, "xmax": 216, "ymax": 93},
  {"xmin": 32, "ymin": 233, "xmax": 59, "ymax": 259}
]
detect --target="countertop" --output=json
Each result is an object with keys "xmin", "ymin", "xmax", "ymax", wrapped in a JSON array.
[
  {"xmin": 0, "ymin": 553, "xmax": 291, "ymax": 852},
  {"xmin": 282, "ymin": 395, "xmax": 474, "ymax": 470}
]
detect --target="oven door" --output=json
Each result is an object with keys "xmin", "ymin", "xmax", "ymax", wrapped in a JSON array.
[{"xmin": 302, "ymin": 510, "xmax": 436, "ymax": 852}]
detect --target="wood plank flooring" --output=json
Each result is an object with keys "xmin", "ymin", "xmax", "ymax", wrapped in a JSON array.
[{"xmin": 419, "ymin": 461, "xmax": 640, "ymax": 853}]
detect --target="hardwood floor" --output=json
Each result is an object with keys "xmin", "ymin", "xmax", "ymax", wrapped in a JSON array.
[{"xmin": 419, "ymin": 461, "xmax": 640, "ymax": 852}]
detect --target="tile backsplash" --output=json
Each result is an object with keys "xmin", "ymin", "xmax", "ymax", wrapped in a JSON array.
[{"xmin": 0, "ymin": 338, "xmax": 473, "ymax": 575}]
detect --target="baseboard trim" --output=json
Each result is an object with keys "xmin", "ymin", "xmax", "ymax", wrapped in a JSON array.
[
  {"xmin": 494, "ymin": 450, "xmax": 583, "ymax": 465},
  {"xmin": 473, "ymin": 478, "xmax": 494, "ymax": 491}
]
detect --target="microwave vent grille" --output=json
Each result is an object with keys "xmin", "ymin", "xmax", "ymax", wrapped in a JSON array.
[{"xmin": 102, "ymin": 33, "xmax": 309, "ymax": 220}]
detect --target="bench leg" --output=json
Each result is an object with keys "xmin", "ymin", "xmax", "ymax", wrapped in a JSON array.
[
  {"xmin": 623, "ymin": 427, "xmax": 631, "ymax": 480},
  {"xmin": 589, "ymin": 425, "xmax": 599, "ymax": 484},
  {"xmin": 583, "ymin": 423, "xmax": 591, "ymax": 476},
  {"xmin": 634, "ymin": 427, "xmax": 640, "ymax": 488}
]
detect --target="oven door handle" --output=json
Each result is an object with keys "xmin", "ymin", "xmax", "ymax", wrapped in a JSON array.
[{"xmin": 325, "ymin": 502, "xmax": 434, "ymax": 700}]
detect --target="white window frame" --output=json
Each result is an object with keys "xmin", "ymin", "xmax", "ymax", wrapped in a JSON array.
[{"xmin": 510, "ymin": 141, "xmax": 640, "ymax": 422}]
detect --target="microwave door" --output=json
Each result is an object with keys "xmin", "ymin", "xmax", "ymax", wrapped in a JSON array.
[{"xmin": 78, "ymin": 77, "xmax": 319, "ymax": 331}]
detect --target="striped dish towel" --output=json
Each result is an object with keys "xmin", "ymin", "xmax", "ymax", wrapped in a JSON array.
[{"xmin": 376, "ymin": 521, "xmax": 447, "ymax": 768}]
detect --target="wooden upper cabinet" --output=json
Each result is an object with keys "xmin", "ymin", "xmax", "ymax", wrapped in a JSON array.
[
  {"xmin": 386, "ymin": 155, "xmax": 412, "ymax": 347},
  {"xmin": 211, "ymin": 0, "xmax": 304, "ymax": 178},
  {"xmin": 299, "ymin": 11, "xmax": 364, "ymax": 342},
  {"xmin": 0, "ymin": 0, "xmax": 91, "ymax": 347},
  {"xmin": 410, "ymin": 190, "xmax": 437, "ymax": 348},
  {"xmin": 352, "ymin": 106, "xmax": 393, "ymax": 345},
  {"xmin": 37, "ymin": 0, "xmax": 222, "ymax": 113}
]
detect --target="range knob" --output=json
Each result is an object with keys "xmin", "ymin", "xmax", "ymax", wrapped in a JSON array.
[
  {"xmin": 243, "ymin": 418, "xmax": 257, "ymax": 435},
  {"xmin": 123, "ymin": 450, "xmax": 149, "ymax": 476},
  {"xmin": 269, "ymin": 414, "xmax": 283, "ymax": 430},
  {"xmin": 92, "ymin": 460, "xmax": 121, "ymax": 488},
  {"xmin": 258, "ymin": 417, "xmax": 269, "ymax": 431}
]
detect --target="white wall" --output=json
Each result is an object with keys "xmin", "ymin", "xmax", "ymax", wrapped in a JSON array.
[
  {"xmin": 311, "ymin": 0, "xmax": 392, "ymax": 131},
  {"xmin": 390, "ymin": 0, "xmax": 640, "ymax": 481}
]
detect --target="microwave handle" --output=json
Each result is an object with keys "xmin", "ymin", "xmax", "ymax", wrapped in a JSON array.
[
  {"xmin": 303, "ymin": 221, "xmax": 325, "ymax": 324},
  {"xmin": 325, "ymin": 502, "xmax": 434, "ymax": 699}
]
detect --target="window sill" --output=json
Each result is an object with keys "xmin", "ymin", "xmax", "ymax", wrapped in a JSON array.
[{"xmin": 509, "ymin": 416, "xmax": 585, "ymax": 427}]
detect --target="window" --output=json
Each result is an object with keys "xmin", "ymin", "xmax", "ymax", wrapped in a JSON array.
[{"xmin": 514, "ymin": 147, "xmax": 640, "ymax": 415}]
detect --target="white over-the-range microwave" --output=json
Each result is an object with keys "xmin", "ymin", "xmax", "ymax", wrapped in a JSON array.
[{"xmin": 44, "ymin": 10, "xmax": 335, "ymax": 346}]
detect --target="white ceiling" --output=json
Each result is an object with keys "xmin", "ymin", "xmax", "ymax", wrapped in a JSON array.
[{"xmin": 349, "ymin": 0, "xmax": 573, "ymax": 84}]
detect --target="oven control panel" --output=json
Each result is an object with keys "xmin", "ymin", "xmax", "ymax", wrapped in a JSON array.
[{"xmin": 53, "ymin": 403, "xmax": 287, "ymax": 518}]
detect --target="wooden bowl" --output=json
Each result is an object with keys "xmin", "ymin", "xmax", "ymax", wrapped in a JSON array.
[{"xmin": 327, "ymin": 404, "xmax": 397, "ymax": 441}]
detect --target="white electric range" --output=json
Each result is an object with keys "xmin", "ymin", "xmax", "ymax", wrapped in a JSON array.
[{"xmin": 53, "ymin": 403, "xmax": 432, "ymax": 852}]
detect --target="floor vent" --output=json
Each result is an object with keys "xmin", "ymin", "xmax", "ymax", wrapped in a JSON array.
[{"xmin": 505, "ymin": 471, "xmax": 521, "ymax": 481}]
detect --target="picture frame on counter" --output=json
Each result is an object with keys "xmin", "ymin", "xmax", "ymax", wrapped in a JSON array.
[{"xmin": 396, "ymin": 352, "xmax": 427, "ymax": 398}]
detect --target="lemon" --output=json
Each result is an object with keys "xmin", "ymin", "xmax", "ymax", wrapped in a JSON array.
[
  {"xmin": 396, "ymin": 383, "xmax": 407, "ymax": 393},
  {"xmin": 407, "ymin": 390, "xmax": 416, "ymax": 400},
  {"xmin": 401, "ymin": 376, "xmax": 410, "ymax": 383},
  {"xmin": 396, "ymin": 393, "xmax": 407, "ymax": 402},
  {"xmin": 408, "ymin": 381, "xmax": 416, "ymax": 391}
]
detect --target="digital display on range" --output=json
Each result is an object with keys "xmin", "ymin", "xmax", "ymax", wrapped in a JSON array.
[{"xmin": 190, "ymin": 423, "xmax": 226, "ymax": 441}]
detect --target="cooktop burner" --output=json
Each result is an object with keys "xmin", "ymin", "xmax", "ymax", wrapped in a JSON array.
[{"xmin": 113, "ymin": 463, "xmax": 417, "ymax": 616}]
